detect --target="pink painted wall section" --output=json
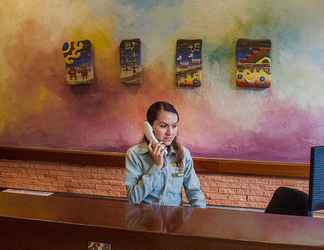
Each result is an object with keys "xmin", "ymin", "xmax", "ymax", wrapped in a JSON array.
[
  {"xmin": 0, "ymin": 1, "xmax": 324, "ymax": 163},
  {"xmin": 0, "ymin": 159, "xmax": 308, "ymax": 209}
]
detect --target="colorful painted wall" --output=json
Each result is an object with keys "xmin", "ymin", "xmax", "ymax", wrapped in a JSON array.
[{"xmin": 0, "ymin": 0, "xmax": 323, "ymax": 163}]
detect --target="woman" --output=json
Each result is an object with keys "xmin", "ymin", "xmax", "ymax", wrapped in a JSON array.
[{"xmin": 125, "ymin": 101, "xmax": 206, "ymax": 208}]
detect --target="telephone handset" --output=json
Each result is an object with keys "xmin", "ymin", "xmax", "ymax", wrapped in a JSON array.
[
  {"xmin": 144, "ymin": 121, "xmax": 167, "ymax": 155},
  {"xmin": 144, "ymin": 121, "xmax": 159, "ymax": 144}
]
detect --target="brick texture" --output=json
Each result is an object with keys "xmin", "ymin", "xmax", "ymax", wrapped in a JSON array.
[{"xmin": 0, "ymin": 159, "xmax": 308, "ymax": 209}]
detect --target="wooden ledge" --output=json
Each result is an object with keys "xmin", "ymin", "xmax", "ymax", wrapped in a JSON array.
[
  {"xmin": 0, "ymin": 145, "xmax": 309, "ymax": 178},
  {"xmin": 194, "ymin": 157, "xmax": 308, "ymax": 178}
]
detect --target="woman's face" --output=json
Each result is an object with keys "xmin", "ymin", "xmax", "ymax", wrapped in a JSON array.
[{"xmin": 152, "ymin": 110, "xmax": 178, "ymax": 146}]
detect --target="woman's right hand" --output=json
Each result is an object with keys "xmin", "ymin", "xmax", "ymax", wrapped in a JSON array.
[{"xmin": 148, "ymin": 141, "xmax": 166, "ymax": 168}]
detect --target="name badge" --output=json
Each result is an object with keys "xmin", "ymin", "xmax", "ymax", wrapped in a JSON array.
[
  {"xmin": 171, "ymin": 162, "xmax": 184, "ymax": 177},
  {"xmin": 172, "ymin": 173, "xmax": 183, "ymax": 177}
]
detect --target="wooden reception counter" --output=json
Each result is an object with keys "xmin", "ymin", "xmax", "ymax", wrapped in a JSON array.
[{"xmin": 0, "ymin": 192, "xmax": 324, "ymax": 250}]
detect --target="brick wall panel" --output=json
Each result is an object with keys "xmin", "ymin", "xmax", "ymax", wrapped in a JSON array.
[{"xmin": 0, "ymin": 159, "xmax": 309, "ymax": 209}]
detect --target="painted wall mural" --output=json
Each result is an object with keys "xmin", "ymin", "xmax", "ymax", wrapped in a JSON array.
[{"xmin": 0, "ymin": 0, "xmax": 324, "ymax": 163}]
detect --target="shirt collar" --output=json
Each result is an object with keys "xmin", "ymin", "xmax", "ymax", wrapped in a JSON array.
[{"xmin": 136, "ymin": 142, "xmax": 150, "ymax": 154}]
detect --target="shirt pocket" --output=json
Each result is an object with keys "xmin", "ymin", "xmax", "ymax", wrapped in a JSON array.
[
  {"xmin": 151, "ymin": 171, "xmax": 163, "ymax": 191},
  {"xmin": 169, "ymin": 176, "xmax": 184, "ymax": 194}
]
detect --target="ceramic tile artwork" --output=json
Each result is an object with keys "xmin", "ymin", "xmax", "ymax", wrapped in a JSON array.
[
  {"xmin": 62, "ymin": 40, "xmax": 94, "ymax": 85},
  {"xmin": 236, "ymin": 39, "xmax": 271, "ymax": 88},
  {"xmin": 176, "ymin": 39, "xmax": 202, "ymax": 87},
  {"xmin": 120, "ymin": 39, "xmax": 143, "ymax": 85},
  {"xmin": 88, "ymin": 241, "xmax": 111, "ymax": 250}
]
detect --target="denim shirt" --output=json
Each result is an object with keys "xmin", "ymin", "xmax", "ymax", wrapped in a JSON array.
[{"xmin": 125, "ymin": 142, "xmax": 206, "ymax": 208}]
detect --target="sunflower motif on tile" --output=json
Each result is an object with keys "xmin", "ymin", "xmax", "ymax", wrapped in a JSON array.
[{"xmin": 62, "ymin": 40, "xmax": 94, "ymax": 85}]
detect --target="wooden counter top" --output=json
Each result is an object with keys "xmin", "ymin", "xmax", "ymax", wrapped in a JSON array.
[{"xmin": 0, "ymin": 192, "xmax": 323, "ymax": 250}]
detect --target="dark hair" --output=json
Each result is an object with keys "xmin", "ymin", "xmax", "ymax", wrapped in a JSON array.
[
  {"xmin": 146, "ymin": 101, "xmax": 184, "ymax": 168},
  {"xmin": 146, "ymin": 101, "xmax": 179, "ymax": 126}
]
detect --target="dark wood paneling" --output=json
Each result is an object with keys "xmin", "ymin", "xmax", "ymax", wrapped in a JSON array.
[
  {"xmin": 195, "ymin": 157, "xmax": 308, "ymax": 178},
  {"xmin": 0, "ymin": 145, "xmax": 309, "ymax": 178},
  {"xmin": 0, "ymin": 145, "xmax": 125, "ymax": 167}
]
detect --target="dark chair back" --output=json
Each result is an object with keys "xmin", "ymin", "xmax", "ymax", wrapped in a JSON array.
[{"xmin": 265, "ymin": 187, "xmax": 309, "ymax": 216}]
